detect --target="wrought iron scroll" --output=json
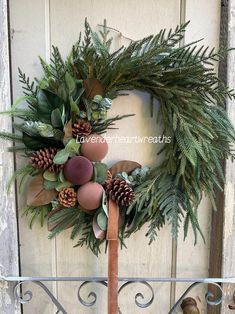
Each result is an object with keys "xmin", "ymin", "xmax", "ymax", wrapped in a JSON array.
[{"xmin": 1, "ymin": 276, "xmax": 235, "ymax": 313}]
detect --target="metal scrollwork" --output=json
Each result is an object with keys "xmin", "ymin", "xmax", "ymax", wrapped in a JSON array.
[
  {"xmin": 118, "ymin": 281, "xmax": 154, "ymax": 309},
  {"xmin": 205, "ymin": 282, "xmax": 223, "ymax": 306},
  {"xmin": 77, "ymin": 280, "xmax": 107, "ymax": 307},
  {"xmin": 168, "ymin": 281, "xmax": 224, "ymax": 313},
  {"xmin": 14, "ymin": 280, "xmax": 67, "ymax": 314},
  {"xmin": 0, "ymin": 276, "xmax": 234, "ymax": 313}
]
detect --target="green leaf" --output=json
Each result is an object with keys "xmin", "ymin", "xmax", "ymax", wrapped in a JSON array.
[
  {"xmin": 101, "ymin": 191, "xmax": 108, "ymax": 217},
  {"xmin": 43, "ymin": 179, "xmax": 59, "ymax": 190},
  {"xmin": 56, "ymin": 181, "xmax": 73, "ymax": 191},
  {"xmin": 53, "ymin": 149, "xmax": 70, "ymax": 164},
  {"xmin": 59, "ymin": 169, "xmax": 66, "ymax": 182},
  {"xmin": 70, "ymin": 97, "xmax": 80, "ymax": 118},
  {"xmin": 65, "ymin": 138, "xmax": 80, "ymax": 156},
  {"xmin": 97, "ymin": 211, "xmax": 108, "ymax": 231},
  {"xmin": 43, "ymin": 170, "xmax": 58, "ymax": 182},
  {"xmin": 93, "ymin": 162, "xmax": 108, "ymax": 184},
  {"xmin": 51, "ymin": 108, "xmax": 63, "ymax": 128},
  {"xmin": 37, "ymin": 123, "xmax": 54, "ymax": 137},
  {"xmin": 65, "ymin": 72, "xmax": 76, "ymax": 93}
]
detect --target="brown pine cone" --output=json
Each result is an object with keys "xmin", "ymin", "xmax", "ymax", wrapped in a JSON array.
[
  {"xmin": 72, "ymin": 119, "xmax": 92, "ymax": 139},
  {"xmin": 106, "ymin": 178, "xmax": 134, "ymax": 206},
  {"xmin": 58, "ymin": 187, "xmax": 77, "ymax": 208},
  {"xmin": 30, "ymin": 147, "xmax": 63, "ymax": 173}
]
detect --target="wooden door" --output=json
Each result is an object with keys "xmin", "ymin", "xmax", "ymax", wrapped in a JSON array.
[{"xmin": 8, "ymin": 1, "xmax": 220, "ymax": 313}]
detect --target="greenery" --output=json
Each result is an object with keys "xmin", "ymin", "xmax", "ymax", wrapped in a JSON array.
[{"xmin": 1, "ymin": 19, "xmax": 235, "ymax": 255}]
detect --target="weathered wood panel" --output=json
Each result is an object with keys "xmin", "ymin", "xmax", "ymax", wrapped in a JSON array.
[
  {"xmin": 8, "ymin": 0, "xmax": 222, "ymax": 313},
  {"xmin": 0, "ymin": 0, "xmax": 21, "ymax": 313},
  {"xmin": 9, "ymin": 0, "xmax": 57, "ymax": 313},
  {"xmin": 49, "ymin": 1, "xmax": 180, "ymax": 312},
  {"xmin": 175, "ymin": 1, "xmax": 221, "ymax": 313},
  {"xmin": 221, "ymin": 0, "xmax": 235, "ymax": 312}
]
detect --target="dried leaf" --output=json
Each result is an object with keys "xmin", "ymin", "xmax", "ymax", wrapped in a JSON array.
[
  {"xmin": 63, "ymin": 119, "xmax": 73, "ymax": 143},
  {"xmin": 92, "ymin": 214, "xmax": 106, "ymax": 239},
  {"xmin": 83, "ymin": 78, "xmax": 104, "ymax": 100},
  {"xmin": 109, "ymin": 160, "xmax": 141, "ymax": 176},
  {"xmin": 27, "ymin": 175, "xmax": 58, "ymax": 206}
]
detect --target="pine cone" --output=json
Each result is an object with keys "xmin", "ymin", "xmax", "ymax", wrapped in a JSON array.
[
  {"xmin": 58, "ymin": 187, "xmax": 77, "ymax": 208},
  {"xmin": 72, "ymin": 119, "xmax": 92, "ymax": 139},
  {"xmin": 30, "ymin": 147, "xmax": 63, "ymax": 173},
  {"xmin": 106, "ymin": 178, "xmax": 134, "ymax": 206}
]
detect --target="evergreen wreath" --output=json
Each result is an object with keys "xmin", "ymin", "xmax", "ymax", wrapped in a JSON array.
[{"xmin": 1, "ymin": 20, "xmax": 235, "ymax": 255}]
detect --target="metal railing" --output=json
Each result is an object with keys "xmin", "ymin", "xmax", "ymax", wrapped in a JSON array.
[{"xmin": 1, "ymin": 276, "xmax": 235, "ymax": 313}]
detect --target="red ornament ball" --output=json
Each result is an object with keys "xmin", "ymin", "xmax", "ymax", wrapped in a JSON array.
[
  {"xmin": 81, "ymin": 134, "xmax": 108, "ymax": 161},
  {"xmin": 63, "ymin": 156, "xmax": 93, "ymax": 185},
  {"xmin": 77, "ymin": 182, "xmax": 104, "ymax": 210}
]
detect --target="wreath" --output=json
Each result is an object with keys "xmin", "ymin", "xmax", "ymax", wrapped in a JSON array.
[{"xmin": 1, "ymin": 20, "xmax": 235, "ymax": 255}]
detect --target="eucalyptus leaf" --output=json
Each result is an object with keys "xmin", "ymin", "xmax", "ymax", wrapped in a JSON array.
[
  {"xmin": 65, "ymin": 138, "xmax": 80, "ymax": 155},
  {"xmin": 93, "ymin": 95, "xmax": 103, "ymax": 103},
  {"xmin": 97, "ymin": 211, "xmax": 108, "ymax": 231},
  {"xmin": 53, "ymin": 149, "xmax": 70, "ymax": 164},
  {"xmin": 93, "ymin": 162, "xmax": 108, "ymax": 184},
  {"xmin": 59, "ymin": 170, "xmax": 66, "ymax": 183},
  {"xmin": 37, "ymin": 123, "xmax": 54, "ymax": 137},
  {"xmin": 56, "ymin": 181, "xmax": 73, "ymax": 191},
  {"xmin": 43, "ymin": 179, "xmax": 59, "ymax": 190},
  {"xmin": 101, "ymin": 191, "xmax": 108, "ymax": 217},
  {"xmin": 43, "ymin": 171, "xmax": 58, "ymax": 182},
  {"xmin": 100, "ymin": 98, "xmax": 112, "ymax": 109}
]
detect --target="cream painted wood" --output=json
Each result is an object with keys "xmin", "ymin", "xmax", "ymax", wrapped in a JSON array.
[
  {"xmin": 221, "ymin": 0, "xmax": 235, "ymax": 312},
  {"xmin": 8, "ymin": 0, "xmax": 222, "ymax": 313},
  {"xmin": 0, "ymin": 0, "xmax": 20, "ymax": 313},
  {"xmin": 175, "ymin": 1, "xmax": 221, "ymax": 313},
  {"xmin": 49, "ymin": 1, "xmax": 180, "ymax": 312},
  {"xmin": 9, "ymin": 0, "xmax": 57, "ymax": 313}
]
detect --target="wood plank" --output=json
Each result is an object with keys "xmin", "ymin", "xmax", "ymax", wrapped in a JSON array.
[
  {"xmin": 9, "ymin": 0, "xmax": 57, "ymax": 313},
  {"xmin": 208, "ymin": 3, "xmax": 228, "ymax": 313},
  {"xmin": 0, "ymin": 0, "xmax": 21, "ymax": 314},
  {"xmin": 221, "ymin": 0, "xmax": 235, "ymax": 312},
  {"xmin": 175, "ymin": 1, "xmax": 221, "ymax": 313},
  {"xmin": 49, "ymin": 0, "xmax": 180, "ymax": 312},
  {"xmin": 0, "ymin": 0, "xmax": 21, "ymax": 313}
]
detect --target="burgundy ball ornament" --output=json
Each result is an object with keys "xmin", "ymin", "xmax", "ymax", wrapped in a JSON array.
[
  {"xmin": 81, "ymin": 133, "xmax": 108, "ymax": 161},
  {"xmin": 77, "ymin": 182, "xmax": 104, "ymax": 211},
  {"xmin": 63, "ymin": 156, "xmax": 93, "ymax": 185}
]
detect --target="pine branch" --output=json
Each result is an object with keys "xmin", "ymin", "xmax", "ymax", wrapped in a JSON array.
[
  {"xmin": 22, "ymin": 205, "xmax": 50, "ymax": 228},
  {"xmin": 91, "ymin": 114, "xmax": 134, "ymax": 133},
  {"xmin": 18, "ymin": 68, "xmax": 37, "ymax": 98},
  {"xmin": 0, "ymin": 131, "xmax": 23, "ymax": 142},
  {"xmin": 7, "ymin": 164, "xmax": 35, "ymax": 192}
]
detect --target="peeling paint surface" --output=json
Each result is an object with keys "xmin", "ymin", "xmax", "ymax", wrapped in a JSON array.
[
  {"xmin": 0, "ymin": 217, "xmax": 7, "ymax": 236},
  {"xmin": 0, "ymin": 0, "xmax": 20, "ymax": 313}
]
